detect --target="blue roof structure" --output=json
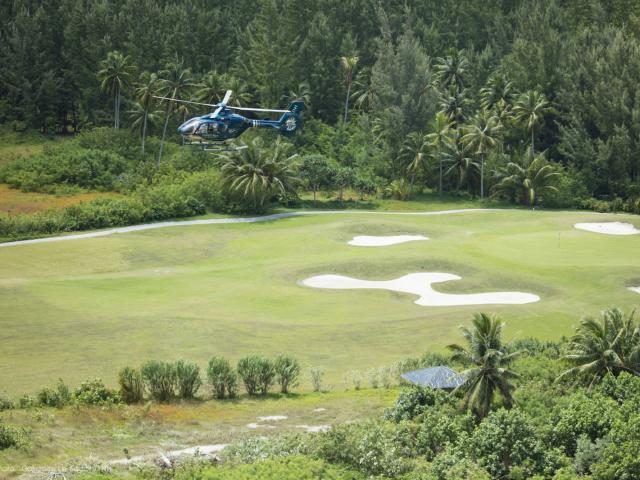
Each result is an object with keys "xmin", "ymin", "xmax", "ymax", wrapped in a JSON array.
[{"xmin": 401, "ymin": 366, "xmax": 465, "ymax": 389}]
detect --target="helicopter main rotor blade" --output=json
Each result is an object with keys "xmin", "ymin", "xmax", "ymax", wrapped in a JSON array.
[
  {"xmin": 153, "ymin": 96, "xmax": 218, "ymax": 108},
  {"xmin": 221, "ymin": 90, "xmax": 233, "ymax": 106},
  {"xmin": 227, "ymin": 105, "xmax": 289, "ymax": 113},
  {"xmin": 210, "ymin": 106, "xmax": 223, "ymax": 118}
]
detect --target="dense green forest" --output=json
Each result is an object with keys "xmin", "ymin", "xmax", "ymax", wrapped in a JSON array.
[{"xmin": 2, "ymin": 0, "xmax": 640, "ymax": 236}]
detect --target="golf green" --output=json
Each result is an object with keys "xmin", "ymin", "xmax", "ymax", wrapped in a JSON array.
[{"xmin": 1, "ymin": 209, "xmax": 639, "ymax": 395}]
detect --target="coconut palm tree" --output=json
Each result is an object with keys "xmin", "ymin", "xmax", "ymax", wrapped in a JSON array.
[
  {"xmin": 221, "ymin": 73, "xmax": 253, "ymax": 107},
  {"xmin": 462, "ymin": 110, "xmax": 502, "ymax": 198},
  {"xmin": 340, "ymin": 55, "xmax": 359, "ymax": 123},
  {"xmin": 426, "ymin": 112, "xmax": 454, "ymax": 197},
  {"xmin": 196, "ymin": 70, "xmax": 225, "ymax": 104},
  {"xmin": 441, "ymin": 135, "xmax": 477, "ymax": 193},
  {"xmin": 351, "ymin": 67, "xmax": 375, "ymax": 112},
  {"xmin": 480, "ymin": 73, "xmax": 515, "ymax": 111},
  {"xmin": 399, "ymin": 131, "xmax": 430, "ymax": 189},
  {"xmin": 156, "ymin": 60, "xmax": 196, "ymax": 166},
  {"xmin": 97, "ymin": 51, "xmax": 134, "ymax": 130},
  {"xmin": 221, "ymin": 138, "xmax": 299, "ymax": 211},
  {"xmin": 558, "ymin": 309, "xmax": 640, "ymax": 386},
  {"xmin": 282, "ymin": 81, "xmax": 311, "ymax": 108},
  {"xmin": 493, "ymin": 151, "xmax": 559, "ymax": 207},
  {"xmin": 128, "ymin": 101, "xmax": 161, "ymax": 152},
  {"xmin": 513, "ymin": 90, "xmax": 552, "ymax": 157},
  {"xmin": 438, "ymin": 87, "xmax": 470, "ymax": 127},
  {"xmin": 434, "ymin": 50, "xmax": 469, "ymax": 90},
  {"xmin": 448, "ymin": 313, "xmax": 521, "ymax": 419},
  {"xmin": 133, "ymin": 72, "xmax": 159, "ymax": 154}
]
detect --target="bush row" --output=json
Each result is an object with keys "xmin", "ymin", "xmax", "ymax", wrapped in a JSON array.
[
  {"xmin": 120, "ymin": 355, "xmax": 301, "ymax": 403},
  {"xmin": 0, "ymin": 170, "xmax": 226, "ymax": 240}
]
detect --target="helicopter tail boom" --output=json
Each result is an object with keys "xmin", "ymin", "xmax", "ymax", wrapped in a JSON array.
[{"xmin": 249, "ymin": 110, "xmax": 302, "ymax": 137}]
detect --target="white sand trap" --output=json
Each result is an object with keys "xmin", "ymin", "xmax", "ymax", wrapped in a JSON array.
[
  {"xmin": 574, "ymin": 222, "xmax": 640, "ymax": 235},
  {"xmin": 257, "ymin": 415, "xmax": 288, "ymax": 422},
  {"xmin": 296, "ymin": 424, "xmax": 330, "ymax": 433},
  {"xmin": 313, "ymin": 408, "xmax": 327, "ymax": 412},
  {"xmin": 348, "ymin": 234, "xmax": 428, "ymax": 247},
  {"xmin": 629, "ymin": 286, "xmax": 640, "ymax": 294},
  {"xmin": 302, "ymin": 272, "xmax": 539, "ymax": 306}
]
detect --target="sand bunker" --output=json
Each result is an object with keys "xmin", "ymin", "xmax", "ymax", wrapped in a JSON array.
[
  {"xmin": 574, "ymin": 222, "xmax": 640, "ymax": 235},
  {"xmin": 629, "ymin": 286, "xmax": 640, "ymax": 294},
  {"xmin": 246, "ymin": 423, "xmax": 276, "ymax": 429},
  {"xmin": 302, "ymin": 272, "xmax": 539, "ymax": 306},
  {"xmin": 348, "ymin": 234, "xmax": 428, "ymax": 247}
]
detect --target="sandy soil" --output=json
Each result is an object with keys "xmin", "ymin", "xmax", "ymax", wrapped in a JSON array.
[
  {"xmin": 302, "ymin": 272, "xmax": 540, "ymax": 306},
  {"xmin": 574, "ymin": 222, "xmax": 640, "ymax": 235}
]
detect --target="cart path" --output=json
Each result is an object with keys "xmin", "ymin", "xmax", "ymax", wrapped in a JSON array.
[{"xmin": 0, "ymin": 207, "xmax": 609, "ymax": 247}]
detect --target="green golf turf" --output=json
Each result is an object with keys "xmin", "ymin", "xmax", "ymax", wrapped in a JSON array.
[{"xmin": 1, "ymin": 208, "xmax": 639, "ymax": 395}]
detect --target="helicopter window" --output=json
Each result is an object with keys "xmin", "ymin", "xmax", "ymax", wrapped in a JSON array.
[{"xmin": 196, "ymin": 123, "xmax": 209, "ymax": 134}]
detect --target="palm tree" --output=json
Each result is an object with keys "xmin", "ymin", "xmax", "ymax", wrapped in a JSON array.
[
  {"xmin": 512, "ymin": 90, "xmax": 552, "ymax": 156},
  {"xmin": 558, "ymin": 309, "xmax": 640, "ymax": 386},
  {"xmin": 399, "ymin": 131, "xmax": 430, "ymax": 189},
  {"xmin": 434, "ymin": 50, "xmax": 469, "ymax": 91},
  {"xmin": 351, "ymin": 67, "xmax": 375, "ymax": 112},
  {"xmin": 480, "ymin": 73, "xmax": 515, "ymax": 111},
  {"xmin": 426, "ymin": 112, "xmax": 454, "ymax": 197},
  {"xmin": 97, "ymin": 51, "xmax": 134, "ymax": 130},
  {"xmin": 221, "ymin": 138, "xmax": 299, "ymax": 211},
  {"xmin": 462, "ymin": 110, "xmax": 502, "ymax": 198},
  {"xmin": 438, "ymin": 87, "xmax": 470, "ymax": 127},
  {"xmin": 340, "ymin": 55, "xmax": 359, "ymax": 123},
  {"xmin": 221, "ymin": 73, "xmax": 253, "ymax": 107},
  {"xmin": 441, "ymin": 135, "xmax": 477, "ymax": 193},
  {"xmin": 129, "ymin": 101, "xmax": 161, "ymax": 150},
  {"xmin": 282, "ymin": 81, "xmax": 311, "ymax": 108},
  {"xmin": 157, "ymin": 60, "xmax": 196, "ymax": 166},
  {"xmin": 448, "ymin": 313, "xmax": 521, "ymax": 419},
  {"xmin": 133, "ymin": 72, "xmax": 159, "ymax": 154},
  {"xmin": 493, "ymin": 151, "xmax": 559, "ymax": 207},
  {"xmin": 196, "ymin": 70, "xmax": 225, "ymax": 104}
]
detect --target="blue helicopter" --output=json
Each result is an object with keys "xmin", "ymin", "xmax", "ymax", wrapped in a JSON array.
[{"xmin": 154, "ymin": 90, "xmax": 304, "ymax": 151}]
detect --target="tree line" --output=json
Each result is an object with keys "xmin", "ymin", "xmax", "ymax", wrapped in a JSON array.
[{"xmin": 2, "ymin": 0, "xmax": 640, "ymax": 208}]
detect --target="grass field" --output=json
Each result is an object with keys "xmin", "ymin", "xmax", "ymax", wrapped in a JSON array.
[
  {"xmin": 0, "ymin": 387, "xmax": 397, "ymax": 475},
  {"xmin": 1, "ymin": 207, "xmax": 640, "ymax": 397}
]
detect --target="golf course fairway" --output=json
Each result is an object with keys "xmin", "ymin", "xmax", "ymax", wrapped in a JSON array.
[{"xmin": 1, "ymin": 208, "xmax": 639, "ymax": 395}]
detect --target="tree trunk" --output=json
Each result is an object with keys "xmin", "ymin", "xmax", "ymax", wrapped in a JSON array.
[
  {"xmin": 439, "ymin": 157, "xmax": 443, "ymax": 198},
  {"xmin": 158, "ymin": 102, "xmax": 172, "ymax": 167},
  {"xmin": 313, "ymin": 188, "xmax": 317, "ymax": 207},
  {"xmin": 480, "ymin": 154, "xmax": 484, "ymax": 199},
  {"xmin": 142, "ymin": 110, "xmax": 148, "ymax": 155},
  {"xmin": 343, "ymin": 81, "xmax": 351, "ymax": 124},
  {"xmin": 531, "ymin": 130, "xmax": 535, "ymax": 157},
  {"xmin": 113, "ymin": 88, "xmax": 118, "ymax": 130}
]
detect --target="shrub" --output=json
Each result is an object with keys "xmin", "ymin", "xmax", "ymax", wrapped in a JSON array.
[
  {"xmin": 257, "ymin": 357, "xmax": 276, "ymax": 396},
  {"xmin": 315, "ymin": 420, "xmax": 412, "ymax": 477},
  {"xmin": 590, "ymin": 415, "xmax": 640, "ymax": 480},
  {"xmin": 383, "ymin": 386, "xmax": 449, "ymax": 422},
  {"xmin": 0, "ymin": 422, "xmax": 26, "ymax": 450},
  {"xmin": 367, "ymin": 369, "xmax": 379, "ymax": 389},
  {"xmin": 176, "ymin": 455, "xmax": 364, "ymax": 480},
  {"xmin": 224, "ymin": 434, "xmax": 309, "ymax": 464},
  {"xmin": 17, "ymin": 394, "xmax": 35, "ymax": 409},
  {"xmin": 309, "ymin": 367, "xmax": 324, "ymax": 392},
  {"xmin": 37, "ymin": 379, "xmax": 71, "ymax": 408},
  {"xmin": 207, "ymin": 357, "xmax": 237, "ymax": 399},
  {"xmin": 0, "ymin": 395, "xmax": 13, "ymax": 411},
  {"xmin": 416, "ymin": 408, "xmax": 474, "ymax": 460},
  {"xmin": 118, "ymin": 367, "xmax": 144, "ymax": 404},
  {"xmin": 174, "ymin": 360, "xmax": 202, "ymax": 399},
  {"xmin": 468, "ymin": 408, "xmax": 545, "ymax": 479},
  {"xmin": 73, "ymin": 378, "xmax": 121, "ymax": 405},
  {"xmin": 344, "ymin": 371, "xmax": 362, "ymax": 390},
  {"xmin": 274, "ymin": 355, "xmax": 301, "ymax": 394},
  {"xmin": 141, "ymin": 361, "xmax": 176, "ymax": 402},
  {"xmin": 237, "ymin": 355, "xmax": 274, "ymax": 396},
  {"xmin": 549, "ymin": 392, "xmax": 619, "ymax": 456},
  {"xmin": 237, "ymin": 356, "xmax": 262, "ymax": 396}
]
